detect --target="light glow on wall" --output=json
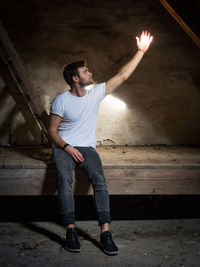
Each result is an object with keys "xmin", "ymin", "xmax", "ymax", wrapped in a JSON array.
[
  {"xmin": 103, "ymin": 95, "xmax": 126, "ymax": 111},
  {"xmin": 85, "ymin": 83, "xmax": 126, "ymax": 111}
]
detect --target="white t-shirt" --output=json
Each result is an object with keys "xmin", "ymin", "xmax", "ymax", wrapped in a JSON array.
[{"xmin": 50, "ymin": 82, "xmax": 106, "ymax": 148}]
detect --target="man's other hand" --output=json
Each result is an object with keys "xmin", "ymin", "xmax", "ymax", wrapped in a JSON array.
[
  {"xmin": 136, "ymin": 30, "xmax": 153, "ymax": 53},
  {"xmin": 65, "ymin": 146, "xmax": 85, "ymax": 162}
]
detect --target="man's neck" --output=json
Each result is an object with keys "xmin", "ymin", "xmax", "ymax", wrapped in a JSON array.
[{"xmin": 70, "ymin": 84, "xmax": 86, "ymax": 97}]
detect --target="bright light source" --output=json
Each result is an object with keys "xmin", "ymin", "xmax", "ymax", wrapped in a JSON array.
[{"xmin": 103, "ymin": 95, "xmax": 126, "ymax": 110}]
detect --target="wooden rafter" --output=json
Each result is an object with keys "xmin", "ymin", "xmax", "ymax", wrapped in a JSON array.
[
  {"xmin": 159, "ymin": 0, "xmax": 200, "ymax": 48},
  {"xmin": 0, "ymin": 21, "xmax": 51, "ymax": 145}
]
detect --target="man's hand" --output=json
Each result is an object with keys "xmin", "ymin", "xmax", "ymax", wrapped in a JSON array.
[
  {"xmin": 136, "ymin": 30, "xmax": 153, "ymax": 53},
  {"xmin": 106, "ymin": 30, "xmax": 153, "ymax": 95},
  {"xmin": 65, "ymin": 145, "xmax": 85, "ymax": 163}
]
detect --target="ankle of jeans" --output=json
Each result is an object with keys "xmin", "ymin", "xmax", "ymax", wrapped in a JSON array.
[
  {"xmin": 98, "ymin": 211, "xmax": 111, "ymax": 226},
  {"xmin": 61, "ymin": 211, "xmax": 75, "ymax": 226}
]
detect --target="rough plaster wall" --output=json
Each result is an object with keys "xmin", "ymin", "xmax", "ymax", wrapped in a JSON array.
[{"xmin": 0, "ymin": 0, "xmax": 200, "ymax": 145}]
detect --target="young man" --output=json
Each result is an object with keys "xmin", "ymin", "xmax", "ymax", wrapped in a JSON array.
[{"xmin": 48, "ymin": 31, "xmax": 153, "ymax": 255}]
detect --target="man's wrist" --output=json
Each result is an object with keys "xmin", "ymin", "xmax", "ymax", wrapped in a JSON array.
[
  {"xmin": 138, "ymin": 49, "xmax": 145, "ymax": 54},
  {"xmin": 62, "ymin": 143, "xmax": 70, "ymax": 150}
]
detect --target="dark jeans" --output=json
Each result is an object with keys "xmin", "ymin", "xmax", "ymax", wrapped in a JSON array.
[{"xmin": 52, "ymin": 146, "xmax": 111, "ymax": 226}]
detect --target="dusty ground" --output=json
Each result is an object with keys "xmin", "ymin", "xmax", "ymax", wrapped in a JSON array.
[{"xmin": 0, "ymin": 219, "xmax": 200, "ymax": 267}]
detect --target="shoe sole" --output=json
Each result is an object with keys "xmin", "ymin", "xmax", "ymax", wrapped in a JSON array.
[
  {"xmin": 100, "ymin": 243, "xmax": 118, "ymax": 255},
  {"xmin": 65, "ymin": 246, "xmax": 81, "ymax": 253}
]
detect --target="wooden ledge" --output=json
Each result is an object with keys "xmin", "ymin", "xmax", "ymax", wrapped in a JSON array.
[{"xmin": 0, "ymin": 146, "xmax": 200, "ymax": 195}]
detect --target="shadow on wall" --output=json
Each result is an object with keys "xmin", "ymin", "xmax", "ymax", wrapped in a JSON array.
[{"xmin": 0, "ymin": 77, "xmax": 42, "ymax": 146}]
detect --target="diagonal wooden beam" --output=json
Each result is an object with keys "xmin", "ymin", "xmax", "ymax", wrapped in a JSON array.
[
  {"xmin": 0, "ymin": 21, "xmax": 51, "ymax": 145},
  {"xmin": 0, "ymin": 58, "xmax": 42, "ymax": 143},
  {"xmin": 159, "ymin": 0, "xmax": 200, "ymax": 48}
]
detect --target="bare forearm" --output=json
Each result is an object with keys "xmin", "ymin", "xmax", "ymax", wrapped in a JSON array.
[
  {"xmin": 48, "ymin": 130, "xmax": 66, "ymax": 148},
  {"xmin": 106, "ymin": 50, "xmax": 144, "ymax": 94},
  {"xmin": 106, "ymin": 31, "xmax": 153, "ymax": 95},
  {"xmin": 48, "ymin": 129, "xmax": 84, "ymax": 162},
  {"xmin": 120, "ymin": 31, "xmax": 153, "ymax": 80},
  {"xmin": 119, "ymin": 50, "xmax": 144, "ymax": 81}
]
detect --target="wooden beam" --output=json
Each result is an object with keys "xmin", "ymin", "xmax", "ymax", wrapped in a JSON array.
[
  {"xmin": 159, "ymin": 0, "xmax": 200, "ymax": 48},
  {"xmin": 0, "ymin": 166, "xmax": 200, "ymax": 195},
  {"xmin": 0, "ymin": 21, "xmax": 51, "ymax": 145},
  {"xmin": 0, "ymin": 58, "xmax": 42, "ymax": 143}
]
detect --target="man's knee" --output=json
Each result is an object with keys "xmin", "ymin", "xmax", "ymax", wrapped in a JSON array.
[
  {"xmin": 57, "ymin": 172, "xmax": 73, "ymax": 189},
  {"xmin": 91, "ymin": 172, "xmax": 108, "ymax": 190}
]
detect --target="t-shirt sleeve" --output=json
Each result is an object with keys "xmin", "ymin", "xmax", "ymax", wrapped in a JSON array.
[
  {"xmin": 93, "ymin": 82, "xmax": 106, "ymax": 102},
  {"xmin": 50, "ymin": 96, "xmax": 64, "ymax": 117}
]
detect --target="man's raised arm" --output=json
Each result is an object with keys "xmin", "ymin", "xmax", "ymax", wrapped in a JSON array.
[{"xmin": 106, "ymin": 30, "xmax": 153, "ymax": 95}]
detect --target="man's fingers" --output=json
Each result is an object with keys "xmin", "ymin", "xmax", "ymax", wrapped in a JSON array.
[
  {"xmin": 136, "ymin": 30, "xmax": 153, "ymax": 53},
  {"xmin": 73, "ymin": 151, "xmax": 84, "ymax": 162},
  {"xmin": 72, "ymin": 154, "xmax": 79, "ymax": 162},
  {"xmin": 149, "ymin": 36, "xmax": 153, "ymax": 43},
  {"xmin": 77, "ymin": 151, "xmax": 84, "ymax": 161},
  {"xmin": 140, "ymin": 31, "xmax": 153, "ymax": 43},
  {"xmin": 77, "ymin": 154, "xmax": 84, "ymax": 162},
  {"xmin": 73, "ymin": 154, "xmax": 83, "ymax": 162},
  {"xmin": 66, "ymin": 147, "xmax": 84, "ymax": 162}
]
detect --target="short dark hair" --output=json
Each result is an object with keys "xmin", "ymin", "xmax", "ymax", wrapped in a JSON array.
[{"xmin": 63, "ymin": 60, "xmax": 86, "ymax": 86}]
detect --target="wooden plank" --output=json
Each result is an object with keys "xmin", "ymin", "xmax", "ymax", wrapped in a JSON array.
[
  {"xmin": 0, "ymin": 167, "xmax": 199, "ymax": 195},
  {"xmin": 0, "ymin": 168, "xmax": 55, "ymax": 179},
  {"xmin": 0, "ymin": 177, "xmax": 57, "ymax": 196},
  {"xmin": 21, "ymin": 158, "xmax": 47, "ymax": 169},
  {"xmin": 0, "ymin": 175, "xmax": 199, "ymax": 195},
  {"xmin": 1, "ymin": 167, "xmax": 200, "ymax": 180},
  {"xmin": 103, "ymin": 168, "xmax": 200, "ymax": 181},
  {"xmin": 3, "ymin": 158, "xmax": 21, "ymax": 169},
  {"xmin": 106, "ymin": 179, "xmax": 200, "ymax": 195},
  {"xmin": 159, "ymin": 0, "xmax": 200, "ymax": 47}
]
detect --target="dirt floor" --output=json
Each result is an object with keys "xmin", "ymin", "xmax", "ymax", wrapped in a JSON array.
[{"xmin": 0, "ymin": 219, "xmax": 200, "ymax": 267}]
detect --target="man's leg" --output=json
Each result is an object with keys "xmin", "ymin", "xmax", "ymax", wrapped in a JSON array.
[
  {"xmin": 53, "ymin": 147, "xmax": 81, "ymax": 252},
  {"xmin": 53, "ymin": 147, "xmax": 76, "ymax": 226},
  {"xmin": 75, "ymin": 146, "xmax": 118, "ymax": 255},
  {"xmin": 75, "ymin": 147, "xmax": 111, "ymax": 229}
]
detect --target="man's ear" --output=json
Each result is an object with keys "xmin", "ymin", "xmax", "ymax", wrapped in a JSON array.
[{"xmin": 72, "ymin": 76, "xmax": 79, "ymax": 83}]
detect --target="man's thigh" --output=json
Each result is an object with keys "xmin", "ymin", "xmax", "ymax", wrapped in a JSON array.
[
  {"xmin": 75, "ymin": 147, "xmax": 103, "ymax": 170},
  {"xmin": 75, "ymin": 147, "xmax": 106, "ymax": 187},
  {"xmin": 53, "ymin": 147, "xmax": 76, "ymax": 173}
]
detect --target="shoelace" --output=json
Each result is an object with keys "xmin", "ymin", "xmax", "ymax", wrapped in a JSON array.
[
  {"xmin": 103, "ymin": 232, "xmax": 114, "ymax": 244},
  {"xmin": 67, "ymin": 230, "xmax": 77, "ymax": 241}
]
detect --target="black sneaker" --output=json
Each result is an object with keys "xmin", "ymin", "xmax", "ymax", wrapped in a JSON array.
[
  {"xmin": 100, "ymin": 230, "xmax": 118, "ymax": 255},
  {"xmin": 65, "ymin": 228, "xmax": 81, "ymax": 252}
]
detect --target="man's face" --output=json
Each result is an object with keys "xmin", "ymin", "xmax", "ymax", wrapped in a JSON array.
[{"xmin": 77, "ymin": 66, "xmax": 93, "ymax": 87}]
